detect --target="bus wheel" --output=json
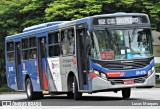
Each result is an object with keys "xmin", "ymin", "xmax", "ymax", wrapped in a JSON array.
[
  {"xmin": 25, "ymin": 78, "xmax": 36, "ymax": 100},
  {"xmin": 73, "ymin": 76, "xmax": 82, "ymax": 100},
  {"xmin": 25, "ymin": 78, "xmax": 43, "ymax": 100},
  {"xmin": 67, "ymin": 75, "xmax": 74, "ymax": 99},
  {"xmin": 67, "ymin": 92, "xmax": 74, "ymax": 99},
  {"xmin": 37, "ymin": 92, "xmax": 44, "ymax": 99},
  {"xmin": 122, "ymin": 88, "xmax": 131, "ymax": 99}
]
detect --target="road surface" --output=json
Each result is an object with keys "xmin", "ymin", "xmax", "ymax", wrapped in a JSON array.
[{"xmin": 0, "ymin": 88, "xmax": 160, "ymax": 106}]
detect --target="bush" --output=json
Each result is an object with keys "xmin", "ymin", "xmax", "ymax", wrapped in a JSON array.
[
  {"xmin": 155, "ymin": 63, "xmax": 160, "ymax": 73},
  {"xmin": 0, "ymin": 85, "xmax": 14, "ymax": 93},
  {"xmin": 155, "ymin": 63, "xmax": 160, "ymax": 67},
  {"xmin": 156, "ymin": 79, "xmax": 160, "ymax": 84}
]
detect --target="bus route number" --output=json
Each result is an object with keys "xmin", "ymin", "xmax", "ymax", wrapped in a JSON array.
[
  {"xmin": 9, "ymin": 67, "xmax": 14, "ymax": 72},
  {"xmin": 98, "ymin": 19, "xmax": 106, "ymax": 25}
]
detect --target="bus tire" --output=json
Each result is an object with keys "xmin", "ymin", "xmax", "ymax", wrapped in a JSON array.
[
  {"xmin": 25, "ymin": 78, "xmax": 37, "ymax": 100},
  {"xmin": 122, "ymin": 88, "xmax": 131, "ymax": 99},
  {"xmin": 25, "ymin": 78, "xmax": 43, "ymax": 100},
  {"xmin": 74, "ymin": 76, "xmax": 82, "ymax": 100},
  {"xmin": 67, "ymin": 92, "xmax": 74, "ymax": 99},
  {"xmin": 37, "ymin": 92, "xmax": 44, "ymax": 99}
]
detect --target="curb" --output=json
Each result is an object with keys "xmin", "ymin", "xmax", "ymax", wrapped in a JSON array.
[{"xmin": 0, "ymin": 91, "xmax": 25, "ymax": 94}]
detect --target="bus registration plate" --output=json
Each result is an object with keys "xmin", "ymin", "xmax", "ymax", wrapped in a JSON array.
[{"xmin": 123, "ymin": 80, "xmax": 134, "ymax": 85}]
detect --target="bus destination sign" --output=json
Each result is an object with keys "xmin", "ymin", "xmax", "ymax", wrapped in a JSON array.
[{"xmin": 93, "ymin": 17, "xmax": 139, "ymax": 25}]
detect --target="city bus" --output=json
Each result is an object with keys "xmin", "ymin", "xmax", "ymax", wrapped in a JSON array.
[{"xmin": 5, "ymin": 12, "xmax": 155, "ymax": 100}]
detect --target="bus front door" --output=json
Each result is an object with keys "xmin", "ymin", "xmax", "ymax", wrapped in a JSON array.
[
  {"xmin": 76, "ymin": 25, "xmax": 89, "ymax": 90},
  {"xmin": 15, "ymin": 42, "xmax": 22, "ymax": 90},
  {"xmin": 37, "ymin": 37, "xmax": 49, "ymax": 90}
]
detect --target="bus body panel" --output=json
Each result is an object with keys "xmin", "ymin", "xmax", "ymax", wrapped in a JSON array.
[
  {"xmin": 47, "ymin": 57, "xmax": 63, "ymax": 91},
  {"xmin": 92, "ymin": 71, "xmax": 155, "ymax": 91},
  {"xmin": 75, "ymin": 17, "xmax": 91, "ymax": 30},
  {"xmin": 60, "ymin": 56, "xmax": 78, "ymax": 91},
  {"xmin": 18, "ymin": 64, "xmax": 23, "ymax": 90},
  {"xmin": 91, "ymin": 59, "xmax": 155, "ymax": 91},
  {"xmin": 22, "ymin": 60, "xmax": 41, "ymax": 91},
  {"xmin": 6, "ymin": 62, "xmax": 17, "ymax": 90}
]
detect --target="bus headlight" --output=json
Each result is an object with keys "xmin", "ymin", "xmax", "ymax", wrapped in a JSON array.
[
  {"xmin": 94, "ymin": 70, "xmax": 100, "ymax": 76},
  {"xmin": 148, "ymin": 66, "xmax": 155, "ymax": 77},
  {"xmin": 101, "ymin": 73, "xmax": 107, "ymax": 80},
  {"xmin": 93, "ymin": 70, "xmax": 107, "ymax": 80}
]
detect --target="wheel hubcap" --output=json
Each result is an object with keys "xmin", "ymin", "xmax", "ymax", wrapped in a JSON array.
[
  {"xmin": 27, "ymin": 83, "xmax": 31, "ymax": 97},
  {"xmin": 72, "ymin": 82, "xmax": 75, "ymax": 93}
]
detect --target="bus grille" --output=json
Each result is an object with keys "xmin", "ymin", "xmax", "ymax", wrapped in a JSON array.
[
  {"xmin": 92, "ymin": 57, "xmax": 153, "ymax": 70},
  {"xmin": 109, "ymin": 77, "xmax": 146, "ymax": 85}
]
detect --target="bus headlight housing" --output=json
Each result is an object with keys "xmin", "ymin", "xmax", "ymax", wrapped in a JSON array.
[
  {"xmin": 101, "ymin": 73, "xmax": 107, "ymax": 80},
  {"xmin": 148, "ymin": 66, "xmax": 155, "ymax": 77},
  {"xmin": 93, "ymin": 70, "xmax": 107, "ymax": 80},
  {"xmin": 94, "ymin": 70, "xmax": 100, "ymax": 76}
]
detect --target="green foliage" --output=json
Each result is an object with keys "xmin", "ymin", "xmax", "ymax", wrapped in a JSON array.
[
  {"xmin": 0, "ymin": 85, "xmax": 14, "ymax": 93},
  {"xmin": 45, "ymin": 0, "xmax": 102, "ymax": 20},
  {"xmin": 155, "ymin": 63, "xmax": 160, "ymax": 67},
  {"xmin": 155, "ymin": 63, "xmax": 160, "ymax": 73}
]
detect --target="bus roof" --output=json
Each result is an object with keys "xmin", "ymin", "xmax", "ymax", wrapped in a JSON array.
[
  {"xmin": 22, "ymin": 21, "xmax": 66, "ymax": 32},
  {"xmin": 5, "ymin": 12, "xmax": 149, "ymax": 41},
  {"xmin": 91, "ymin": 12, "xmax": 148, "ymax": 18}
]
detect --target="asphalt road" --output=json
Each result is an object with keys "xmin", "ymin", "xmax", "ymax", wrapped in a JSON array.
[{"xmin": 0, "ymin": 88, "xmax": 160, "ymax": 106}]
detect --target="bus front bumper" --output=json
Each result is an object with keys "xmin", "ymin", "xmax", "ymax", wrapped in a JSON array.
[{"xmin": 91, "ymin": 72, "xmax": 155, "ymax": 91}]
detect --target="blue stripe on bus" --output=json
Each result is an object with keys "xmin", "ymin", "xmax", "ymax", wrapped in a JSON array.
[
  {"xmin": 36, "ymin": 32, "xmax": 48, "ymax": 38},
  {"xmin": 88, "ymin": 59, "xmax": 154, "ymax": 91},
  {"xmin": 90, "ymin": 60, "xmax": 154, "ymax": 78},
  {"xmin": 14, "ymin": 38, "xmax": 21, "ymax": 42}
]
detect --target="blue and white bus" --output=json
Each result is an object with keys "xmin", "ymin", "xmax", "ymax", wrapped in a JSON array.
[{"xmin": 5, "ymin": 13, "xmax": 155, "ymax": 100}]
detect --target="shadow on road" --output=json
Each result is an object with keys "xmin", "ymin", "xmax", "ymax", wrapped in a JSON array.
[{"xmin": 42, "ymin": 95, "xmax": 145, "ymax": 101}]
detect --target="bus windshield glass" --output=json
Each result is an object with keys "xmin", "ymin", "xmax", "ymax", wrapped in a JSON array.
[{"xmin": 91, "ymin": 28, "xmax": 153, "ymax": 60}]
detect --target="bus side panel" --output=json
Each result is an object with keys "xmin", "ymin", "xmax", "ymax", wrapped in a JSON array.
[
  {"xmin": 18, "ymin": 64, "xmax": 23, "ymax": 90},
  {"xmin": 47, "ymin": 58, "xmax": 58, "ymax": 92},
  {"xmin": 22, "ymin": 60, "xmax": 41, "ymax": 91},
  {"xmin": 47, "ymin": 57, "xmax": 62, "ymax": 91},
  {"xmin": 6, "ymin": 62, "xmax": 18, "ymax": 90},
  {"xmin": 60, "ymin": 56, "xmax": 78, "ymax": 91}
]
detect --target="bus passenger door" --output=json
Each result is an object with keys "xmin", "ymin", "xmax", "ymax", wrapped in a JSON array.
[
  {"xmin": 15, "ymin": 42, "xmax": 22, "ymax": 90},
  {"xmin": 76, "ymin": 24, "xmax": 89, "ymax": 90},
  {"xmin": 37, "ymin": 36, "xmax": 49, "ymax": 90}
]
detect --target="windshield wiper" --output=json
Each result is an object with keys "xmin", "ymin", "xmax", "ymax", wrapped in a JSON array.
[
  {"xmin": 105, "ymin": 27, "xmax": 118, "ymax": 46},
  {"xmin": 130, "ymin": 26, "xmax": 138, "ymax": 42},
  {"xmin": 128, "ymin": 31, "xmax": 131, "ymax": 48}
]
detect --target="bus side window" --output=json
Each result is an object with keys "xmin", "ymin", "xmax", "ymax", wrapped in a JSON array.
[
  {"xmin": 68, "ymin": 29, "xmax": 75, "ymax": 54},
  {"xmin": 61, "ymin": 28, "xmax": 75, "ymax": 55},
  {"xmin": 7, "ymin": 41, "xmax": 14, "ymax": 62},
  {"xmin": 22, "ymin": 38, "xmax": 29, "ymax": 60},
  {"xmin": 29, "ymin": 37, "xmax": 36, "ymax": 59},
  {"xmin": 48, "ymin": 31, "xmax": 60, "ymax": 57}
]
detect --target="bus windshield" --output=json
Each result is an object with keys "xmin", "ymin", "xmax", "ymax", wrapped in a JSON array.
[{"xmin": 91, "ymin": 28, "xmax": 153, "ymax": 60}]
